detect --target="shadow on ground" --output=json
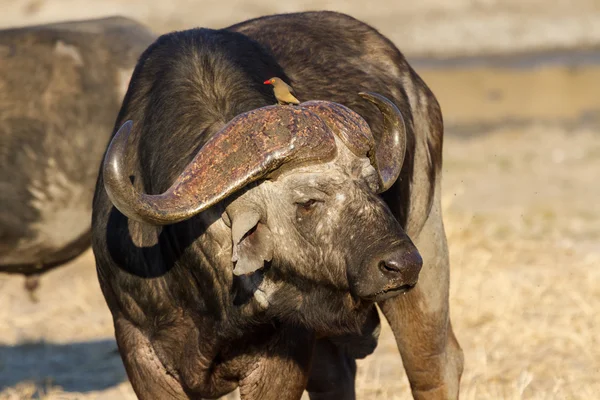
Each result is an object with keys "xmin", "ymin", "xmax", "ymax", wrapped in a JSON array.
[{"xmin": 0, "ymin": 339, "xmax": 127, "ymax": 393}]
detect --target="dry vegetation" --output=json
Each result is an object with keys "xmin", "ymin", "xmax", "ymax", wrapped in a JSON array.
[{"xmin": 1, "ymin": 0, "xmax": 599, "ymax": 399}]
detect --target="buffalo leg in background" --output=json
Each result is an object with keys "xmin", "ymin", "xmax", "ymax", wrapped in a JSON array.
[
  {"xmin": 380, "ymin": 183, "xmax": 464, "ymax": 400},
  {"xmin": 306, "ymin": 338, "xmax": 357, "ymax": 400},
  {"xmin": 306, "ymin": 305, "xmax": 381, "ymax": 400}
]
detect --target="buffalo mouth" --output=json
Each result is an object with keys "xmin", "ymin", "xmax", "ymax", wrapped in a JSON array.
[{"xmin": 365, "ymin": 283, "xmax": 416, "ymax": 302}]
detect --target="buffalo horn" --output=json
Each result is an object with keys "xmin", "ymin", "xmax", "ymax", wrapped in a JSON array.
[
  {"xmin": 358, "ymin": 91, "xmax": 407, "ymax": 192},
  {"xmin": 103, "ymin": 106, "xmax": 337, "ymax": 225}
]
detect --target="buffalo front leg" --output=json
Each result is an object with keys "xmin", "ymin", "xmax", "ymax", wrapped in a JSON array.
[
  {"xmin": 380, "ymin": 193, "xmax": 463, "ymax": 399},
  {"xmin": 238, "ymin": 326, "xmax": 315, "ymax": 400},
  {"xmin": 114, "ymin": 318, "xmax": 189, "ymax": 400}
]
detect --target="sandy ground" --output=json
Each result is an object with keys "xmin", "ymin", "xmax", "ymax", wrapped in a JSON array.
[{"xmin": 1, "ymin": 1, "xmax": 599, "ymax": 399}]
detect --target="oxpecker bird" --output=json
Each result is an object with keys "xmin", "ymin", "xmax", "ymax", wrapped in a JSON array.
[{"xmin": 264, "ymin": 77, "xmax": 300, "ymax": 105}]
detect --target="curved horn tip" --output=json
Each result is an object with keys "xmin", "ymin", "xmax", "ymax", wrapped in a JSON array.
[
  {"xmin": 108, "ymin": 119, "xmax": 133, "ymax": 145},
  {"xmin": 103, "ymin": 120, "xmax": 134, "ymax": 182},
  {"xmin": 357, "ymin": 91, "xmax": 406, "ymax": 130},
  {"xmin": 121, "ymin": 119, "xmax": 134, "ymax": 131},
  {"xmin": 103, "ymin": 119, "xmax": 139, "ymax": 221},
  {"xmin": 106, "ymin": 120, "xmax": 134, "ymax": 155},
  {"xmin": 357, "ymin": 91, "xmax": 407, "ymax": 193},
  {"xmin": 358, "ymin": 91, "xmax": 384, "ymax": 101},
  {"xmin": 358, "ymin": 91, "xmax": 398, "ymax": 109}
]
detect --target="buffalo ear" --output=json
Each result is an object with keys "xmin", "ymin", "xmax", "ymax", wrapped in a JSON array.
[{"xmin": 227, "ymin": 208, "xmax": 273, "ymax": 276}]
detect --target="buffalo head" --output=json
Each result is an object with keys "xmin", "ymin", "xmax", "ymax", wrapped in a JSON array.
[{"xmin": 103, "ymin": 92, "xmax": 422, "ymax": 316}]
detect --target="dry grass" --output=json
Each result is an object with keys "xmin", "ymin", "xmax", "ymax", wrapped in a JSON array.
[{"xmin": 1, "ymin": 125, "xmax": 598, "ymax": 400}]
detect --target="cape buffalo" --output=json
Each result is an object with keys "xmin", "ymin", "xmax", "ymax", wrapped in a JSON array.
[
  {"xmin": 92, "ymin": 11, "xmax": 463, "ymax": 400},
  {"xmin": 0, "ymin": 17, "xmax": 155, "ymax": 286}
]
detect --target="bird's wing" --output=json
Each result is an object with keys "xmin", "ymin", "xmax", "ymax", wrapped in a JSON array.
[{"xmin": 285, "ymin": 82, "xmax": 296, "ymax": 95}]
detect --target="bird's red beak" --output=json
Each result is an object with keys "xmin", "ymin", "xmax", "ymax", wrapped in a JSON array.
[{"xmin": 263, "ymin": 80, "xmax": 272, "ymax": 85}]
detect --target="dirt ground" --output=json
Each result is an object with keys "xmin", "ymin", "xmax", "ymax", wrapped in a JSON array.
[{"xmin": 1, "ymin": 1, "xmax": 599, "ymax": 399}]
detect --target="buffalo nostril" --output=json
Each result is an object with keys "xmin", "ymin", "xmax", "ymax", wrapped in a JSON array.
[
  {"xmin": 378, "ymin": 249, "xmax": 423, "ymax": 281},
  {"xmin": 379, "ymin": 259, "xmax": 402, "ymax": 274}
]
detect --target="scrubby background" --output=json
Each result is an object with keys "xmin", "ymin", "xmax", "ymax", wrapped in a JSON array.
[{"xmin": 1, "ymin": 1, "xmax": 599, "ymax": 399}]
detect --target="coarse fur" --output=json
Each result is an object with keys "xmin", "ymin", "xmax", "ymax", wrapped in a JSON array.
[
  {"xmin": 92, "ymin": 11, "xmax": 463, "ymax": 400},
  {"xmin": 0, "ymin": 16, "xmax": 155, "ymax": 275}
]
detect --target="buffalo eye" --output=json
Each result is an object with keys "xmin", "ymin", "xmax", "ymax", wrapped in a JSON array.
[{"xmin": 295, "ymin": 199, "xmax": 321, "ymax": 220}]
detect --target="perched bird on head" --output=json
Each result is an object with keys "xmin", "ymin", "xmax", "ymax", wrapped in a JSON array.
[{"xmin": 264, "ymin": 77, "xmax": 300, "ymax": 105}]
